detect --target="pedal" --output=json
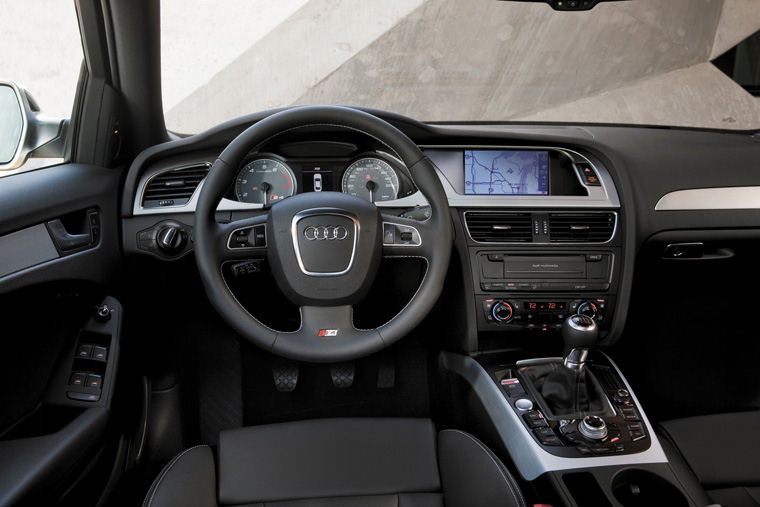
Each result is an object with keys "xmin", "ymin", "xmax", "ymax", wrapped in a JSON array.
[
  {"xmin": 272, "ymin": 360, "xmax": 299, "ymax": 392},
  {"xmin": 377, "ymin": 355, "xmax": 395, "ymax": 389},
  {"xmin": 330, "ymin": 362, "xmax": 355, "ymax": 388}
]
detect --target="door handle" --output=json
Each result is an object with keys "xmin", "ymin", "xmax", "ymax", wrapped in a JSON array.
[{"xmin": 47, "ymin": 218, "xmax": 92, "ymax": 251}]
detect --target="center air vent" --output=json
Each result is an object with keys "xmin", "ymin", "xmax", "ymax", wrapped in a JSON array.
[
  {"xmin": 548, "ymin": 212, "xmax": 616, "ymax": 243},
  {"xmin": 465, "ymin": 212, "xmax": 533, "ymax": 243},
  {"xmin": 142, "ymin": 163, "xmax": 210, "ymax": 208}
]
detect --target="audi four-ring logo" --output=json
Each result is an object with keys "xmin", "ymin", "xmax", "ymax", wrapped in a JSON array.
[{"xmin": 304, "ymin": 225, "xmax": 349, "ymax": 241}]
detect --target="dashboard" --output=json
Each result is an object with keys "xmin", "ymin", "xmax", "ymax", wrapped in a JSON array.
[{"xmin": 121, "ymin": 112, "xmax": 628, "ymax": 354}]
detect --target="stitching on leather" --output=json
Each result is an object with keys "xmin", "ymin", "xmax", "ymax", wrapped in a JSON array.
[
  {"xmin": 441, "ymin": 430, "xmax": 525, "ymax": 507},
  {"xmin": 144, "ymin": 445, "xmax": 209, "ymax": 507}
]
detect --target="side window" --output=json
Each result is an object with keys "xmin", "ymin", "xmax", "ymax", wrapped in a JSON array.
[{"xmin": 0, "ymin": 2, "xmax": 84, "ymax": 177}]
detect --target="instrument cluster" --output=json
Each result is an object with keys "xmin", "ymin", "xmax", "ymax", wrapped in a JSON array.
[{"xmin": 230, "ymin": 152, "xmax": 416, "ymax": 205}]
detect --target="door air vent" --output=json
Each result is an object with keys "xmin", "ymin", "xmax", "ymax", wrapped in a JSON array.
[
  {"xmin": 548, "ymin": 212, "xmax": 616, "ymax": 243},
  {"xmin": 142, "ymin": 163, "xmax": 210, "ymax": 208},
  {"xmin": 465, "ymin": 212, "xmax": 533, "ymax": 243}
]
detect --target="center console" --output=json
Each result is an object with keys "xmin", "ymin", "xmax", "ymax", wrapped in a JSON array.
[{"xmin": 432, "ymin": 146, "xmax": 698, "ymax": 505}]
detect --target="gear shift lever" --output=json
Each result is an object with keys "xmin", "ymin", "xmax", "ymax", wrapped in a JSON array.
[{"xmin": 562, "ymin": 314, "xmax": 598, "ymax": 370}]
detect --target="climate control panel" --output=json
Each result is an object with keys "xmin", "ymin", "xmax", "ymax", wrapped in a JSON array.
[{"xmin": 481, "ymin": 297, "xmax": 609, "ymax": 332}]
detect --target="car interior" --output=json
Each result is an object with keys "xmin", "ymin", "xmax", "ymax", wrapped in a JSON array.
[{"xmin": 1, "ymin": 0, "xmax": 760, "ymax": 506}]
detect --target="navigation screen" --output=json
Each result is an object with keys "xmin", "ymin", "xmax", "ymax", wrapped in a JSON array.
[{"xmin": 464, "ymin": 150, "xmax": 550, "ymax": 196}]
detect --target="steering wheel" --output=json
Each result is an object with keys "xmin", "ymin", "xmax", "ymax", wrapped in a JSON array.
[{"xmin": 195, "ymin": 106, "xmax": 452, "ymax": 362}]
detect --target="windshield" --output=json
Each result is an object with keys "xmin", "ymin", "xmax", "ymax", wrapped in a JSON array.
[{"xmin": 161, "ymin": 0, "xmax": 760, "ymax": 133}]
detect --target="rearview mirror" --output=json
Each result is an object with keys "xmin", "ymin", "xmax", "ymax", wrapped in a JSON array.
[
  {"xmin": 498, "ymin": 0, "xmax": 630, "ymax": 11},
  {"xmin": 0, "ymin": 80, "xmax": 68, "ymax": 171}
]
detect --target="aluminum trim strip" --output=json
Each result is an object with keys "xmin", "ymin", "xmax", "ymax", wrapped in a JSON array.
[
  {"xmin": 655, "ymin": 186, "xmax": 760, "ymax": 211},
  {"xmin": 439, "ymin": 351, "xmax": 667, "ymax": 481}
]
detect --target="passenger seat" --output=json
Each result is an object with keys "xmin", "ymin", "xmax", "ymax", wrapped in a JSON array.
[{"xmin": 659, "ymin": 411, "xmax": 760, "ymax": 507}]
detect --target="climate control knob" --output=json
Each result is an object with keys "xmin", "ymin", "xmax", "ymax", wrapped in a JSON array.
[
  {"xmin": 492, "ymin": 301, "xmax": 514, "ymax": 323},
  {"xmin": 577, "ymin": 300, "xmax": 599, "ymax": 319}
]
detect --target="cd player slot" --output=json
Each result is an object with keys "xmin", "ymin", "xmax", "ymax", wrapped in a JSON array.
[{"xmin": 478, "ymin": 252, "xmax": 612, "ymax": 292}]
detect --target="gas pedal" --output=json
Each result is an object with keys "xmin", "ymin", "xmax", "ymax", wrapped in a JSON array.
[
  {"xmin": 272, "ymin": 360, "xmax": 299, "ymax": 392},
  {"xmin": 330, "ymin": 362, "xmax": 355, "ymax": 388}
]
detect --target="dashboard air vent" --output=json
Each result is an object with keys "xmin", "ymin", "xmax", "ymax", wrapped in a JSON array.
[
  {"xmin": 548, "ymin": 212, "xmax": 616, "ymax": 243},
  {"xmin": 465, "ymin": 212, "xmax": 533, "ymax": 243},
  {"xmin": 142, "ymin": 163, "xmax": 210, "ymax": 208}
]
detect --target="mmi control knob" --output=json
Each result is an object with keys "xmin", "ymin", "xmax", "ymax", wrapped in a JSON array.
[{"xmin": 492, "ymin": 301, "xmax": 514, "ymax": 323}]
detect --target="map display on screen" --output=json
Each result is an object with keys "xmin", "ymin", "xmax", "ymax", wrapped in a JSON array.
[{"xmin": 464, "ymin": 150, "xmax": 550, "ymax": 196}]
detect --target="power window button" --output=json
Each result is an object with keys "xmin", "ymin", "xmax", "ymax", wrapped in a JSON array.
[
  {"xmin": 86, "ymin": 374, "xmax": 102, "ymax": 389},
  {"xmin": 92, "ymin": 346, "xmax": 108, "ymax": 361},
  {"xmin": 76, "ymin": 344, "xmax": 93, "ymax": 358},
  {"xmin": 69, "ymin": 372, "xmax": 86, "ymax": 386}
]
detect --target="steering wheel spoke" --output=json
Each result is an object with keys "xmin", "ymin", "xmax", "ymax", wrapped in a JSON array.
[
  {"xmin": 380, "ymin": 213, "xmax": 433, "ymax": 259},
  {"xmin": 215, "ymin": 214, "xmax": 268, "ymax": 261},
  {"xmin": 272, "ymin": 305, "xmax": 384, "ymax": 361}
]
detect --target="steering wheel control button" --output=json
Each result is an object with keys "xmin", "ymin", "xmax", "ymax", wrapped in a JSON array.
[
  {"xmin": 579, "ymin": 415, "xmax": 608, "ymax": 440},
  {"xmin": 228, "ymin": 224, "xmax": 266, "ymax": 249},
  {"xmin": 293, "ymin": 212, "xmax": 358, "ymax": 276},
  {"xmin": 382, "ymin": 222, "xmax": 421, "ymax": 246},
  {"xmin": 231, "ymin": 260, "xmax": 263, "ymax": 277},
  {"xmin": 515, "ymin": 398, "xmax": 533, "ymax": 411}
]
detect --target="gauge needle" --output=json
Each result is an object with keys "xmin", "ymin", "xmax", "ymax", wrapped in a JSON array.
[
  {"xmin": 261, "ymin": 182, "xmax": 271, "ymax": 202},
  {"xmin": 366, "ymin": 180, "xmax": 376, "ymax": 202}
]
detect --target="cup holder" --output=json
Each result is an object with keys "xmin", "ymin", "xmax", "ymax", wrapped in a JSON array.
[{"xmin": 612, "ymin": 469, "xmax": 688, "ymax": 507}]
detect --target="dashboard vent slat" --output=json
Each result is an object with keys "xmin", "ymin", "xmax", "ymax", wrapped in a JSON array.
[
  {"xmin": 548, "ymin": 212, "xmax": 616, "ymax": 243},
  {"xmin": 465, "ymin": 212, "xmax": 533, "ymax": 243},
  {"xmin": 142, "ymin": 164, "xmax": 210, "ymax": 208}
]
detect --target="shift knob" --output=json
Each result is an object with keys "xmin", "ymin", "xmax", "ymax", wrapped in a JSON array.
[{"xmin": 562, "ymin": 314, "xmax": 598, "ymax": 349}]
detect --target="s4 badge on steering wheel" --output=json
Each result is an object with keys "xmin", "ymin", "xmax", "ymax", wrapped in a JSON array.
[{"xmin": 318, "ymin": 329, "xmax": 339, "ymax": 337}]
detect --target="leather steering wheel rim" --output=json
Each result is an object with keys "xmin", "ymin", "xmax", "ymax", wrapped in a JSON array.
[{"xmin": 195, "ymin": 106, "xmax": 452, "ymax": 362}]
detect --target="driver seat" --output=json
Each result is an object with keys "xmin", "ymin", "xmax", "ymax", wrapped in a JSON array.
[{"xmin": 143, "ymin": 418, "xmax": 526, "ymax": 507}]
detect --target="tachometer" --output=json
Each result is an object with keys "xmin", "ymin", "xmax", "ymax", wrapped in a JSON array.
[
  {"xmin": 234, "ymin": 158, "xmax": 296, "ymax": 204},
  {"xmin": 341, "ymin": 157, "xmax": 399, "ymax": 202}
]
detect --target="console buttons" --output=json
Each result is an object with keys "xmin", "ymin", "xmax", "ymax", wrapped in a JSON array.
[
  {"xmin": 500, "ymin": 378, "xmax": 526, "ymax": 397},
  {"xmin": 92, "ymin": 346, "xmax": 108, "ymax": 362},
  {"xmin": 67, "ymin": 391, "xmax": 100, "ymax": 402},
  {"xmin": 534, "ymin": 427, "xmax": 562, "ymax": 446},
  {"xmin": 76, "ymin": 344, "xmax": 93, "ymax": 358},
  {"xmin": 523, "ymin": 410, "xmax": 548, "ymax": 428},
  {"xmin": 586, "ymin": 253, "xmax": 603, "ymax": 262},
  {"xmin": 619, "ymin": 406, "xmax": 640, "ymax": 421},
  {"xmin": 577, "ymin": 163, "xmax": 601, "ymax": 186},
  {"xmin": 514, "ymin": 398, "xmax": 533, "ymax": 412},
  {"xmin": 69, "ymin": 372, "xmax": 86, "ymax": 386},
  {"xmin": 86, "ymin": 374, "xmax": 102, "ymax": 389}
]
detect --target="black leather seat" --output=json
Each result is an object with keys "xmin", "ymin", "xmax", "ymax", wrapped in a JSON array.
[
  {"xmin": 660, "ymin": 411, "xmax": 760, "ymax": 507},
  {"xmin": 143, "ymin": 418, "xmax": 526, "ymax": 507}
]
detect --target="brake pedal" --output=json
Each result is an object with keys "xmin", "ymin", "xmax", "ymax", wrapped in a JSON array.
[
  {"xmin": 272, "ymin": 360, "xmax": 299, "ymax": 392},
  {"xmin": 377, "ymin": 355, "xmax": 395, "ymax": 389},
  {"xmin": 330, "ymin": 362, "xmax": 355, "ymax": 388}
]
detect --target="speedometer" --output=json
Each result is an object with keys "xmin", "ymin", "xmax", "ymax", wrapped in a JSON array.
[
  {"xmin": 234, "ymin": 158, "xmax": 296, "ymax": 204},
  {"xmin": 341, "ymin": 158, "xmax": 399, "ymax": 202}
]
